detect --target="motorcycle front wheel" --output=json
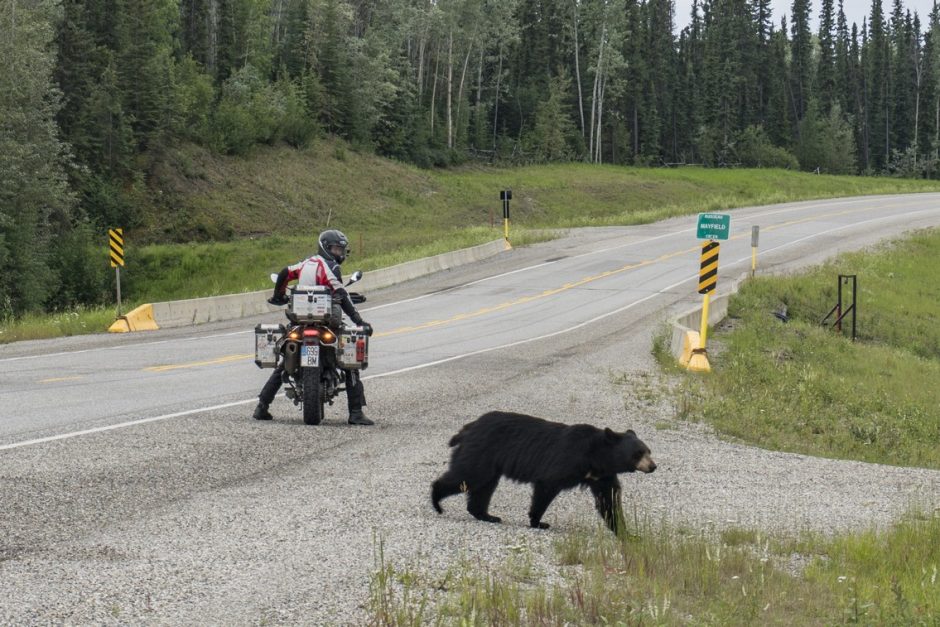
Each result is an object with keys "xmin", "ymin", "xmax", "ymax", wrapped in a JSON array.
[{"xmin": 301, "ymin": 367, "xmax": 324, "ymax": 425}]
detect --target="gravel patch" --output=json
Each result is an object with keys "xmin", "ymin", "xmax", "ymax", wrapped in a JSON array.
[{"xmin": 3, "ymin": 221, "xmax": 940, "ymax": 624}]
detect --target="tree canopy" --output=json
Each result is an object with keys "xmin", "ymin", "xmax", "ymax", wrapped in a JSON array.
[{"xmin": 3, "ymin": 0, "xmax": 940, "ymax": 314}]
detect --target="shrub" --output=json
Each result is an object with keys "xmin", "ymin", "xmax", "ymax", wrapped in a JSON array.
[{"xmin": 735, "ymin": 125, "xmax": 799, "ymax": 169}]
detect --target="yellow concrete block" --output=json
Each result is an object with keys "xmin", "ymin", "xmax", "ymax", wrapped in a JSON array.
[
  {"xmin": 108, "ymin": 303, "xmax": 159, "ymax": 333},
  {"xmin": 687, "ymin": 350, "xmax": 711, "ymax": 373},
  {"xmin": 678, "ymin": 330, "xmax": 698, "ymax": 367},
  {"xmin": 680, "ymin": 330, "xmax": 711, "ymax": 372},
  {"xmin": 108, "ymin": 318, "xmax": 130, "ymax": 333}
]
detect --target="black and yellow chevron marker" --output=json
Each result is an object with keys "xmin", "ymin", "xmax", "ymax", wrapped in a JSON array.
[
  {"xmin": 698, "ymin": 241, "xmax": 719, "ymax": 294},
  {"xmin": 109, "ymin": 228, "xmax": 124, "ymax": 268}
]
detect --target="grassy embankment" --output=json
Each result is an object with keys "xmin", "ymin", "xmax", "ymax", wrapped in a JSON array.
[
  {"xmin": 4, "ymin": 137, "xmax": 940, "ymax": 343},
  {"xmin": 368, "ymin": 229, "xmax": 940, "ymax": 624}
]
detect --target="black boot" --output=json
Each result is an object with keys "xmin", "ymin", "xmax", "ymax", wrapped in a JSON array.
[
  {"xmin": 253, "ymin": 402, "xmax": 273, "ymax": 421},
  {"xmin": 348, "ymin": 409, "xmax": 374, "ymax": 426}
]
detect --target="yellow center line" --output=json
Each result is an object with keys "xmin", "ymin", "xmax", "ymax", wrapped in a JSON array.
[
  {"xmin": 145, "ymin": 354, "xmax": 253, "ymax": 373},
  {"xmin": 40, "ymin": 376, "xmax": 84, "ymax": 384},
  {"xmin": 375, "ymin": 245, "xmax": 697, "ymax": 339},
  {"xmin": 373, "ymin": 205, "xmax": 881, "ymax": 339},
  {"xmin": 139, "ymin": 205, "xmax": 888, "ymax": 366}
]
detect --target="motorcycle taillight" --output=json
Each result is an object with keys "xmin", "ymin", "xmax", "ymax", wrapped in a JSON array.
[{"xmin": 302, "ymin": 328, "xmax": 319, "ymax": 338}]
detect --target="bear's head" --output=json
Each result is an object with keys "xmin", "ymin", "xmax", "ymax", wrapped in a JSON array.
[{"xmin": 594, "ymin": 428, "xmax": 656, "ymax": 474}]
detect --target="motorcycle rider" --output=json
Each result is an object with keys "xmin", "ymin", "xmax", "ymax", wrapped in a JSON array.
[{"xmin": 254, "ymin": 229, "xmax": 375, "ymax": 425}]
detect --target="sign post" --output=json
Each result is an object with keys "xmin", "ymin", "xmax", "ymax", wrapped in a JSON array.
[
  {"xmin": 689, "ymin": 213, "xmax": 730, "ymax": 372},
  {"xmin": 109, "ymin": 228, "xmax": 125, "ymax": 316},
  {"xmin": 500, "ymin": 189, "xmax": 512, "ymax": 249}
]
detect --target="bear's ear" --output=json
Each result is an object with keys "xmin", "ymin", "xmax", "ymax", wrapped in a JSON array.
[
  {"xmin": 604, "ymin": 427, "xmax": 621, "ymax": 441},
  {"xmin": 625, "ymin": 429, "xmax": 636, "ymax": 436}
]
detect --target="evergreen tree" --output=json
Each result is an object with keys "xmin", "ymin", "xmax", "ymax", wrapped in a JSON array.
[
  {"xmin": 0, "ymin": 0, "xmax": 74, "ymax": 313},
  {"xmin": 834, "ymin": 0, "xmax": 853, "ymax": 115},
  {"xmin": 118, "ymin": 0, "xmax": 178, "ymax": 150},
  {"xmin": 818, "ymin": 0, "xmax": 837, "ymax": 111},
  {"xmin": 180, "ymin": 0, "xmax": 214, "ymax": 72},
  {"xmin": 766, "ymin": 18, "xmax": 792, "ymax": 146},
  {"xmin": 528, "ymin": 70, "xmax": 578, "ymax": 161},
  {"xmin": 866, "ymin": 0, "xmax": 890, "ymax": 169},
  {"xmin": 789, "ymin": 0, "xmax": 814, "ymax": 126}
]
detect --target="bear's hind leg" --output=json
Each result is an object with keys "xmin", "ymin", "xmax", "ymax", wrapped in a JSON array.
[
  {"xmin": 467, "ymin": 476, "xmax": 501, "ymax": 523},
  {"xmin": 431, "ymin": 471, "xmax": 464, "ymax": 514},
  {"xmin": 528, "ymin": 482, "xmax": 562, "ymax": 529}
]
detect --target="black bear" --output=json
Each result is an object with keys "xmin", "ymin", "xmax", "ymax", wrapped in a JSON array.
[{"xmin": 431, "ymin": 411, "xmax": 656, "ymax": 533}]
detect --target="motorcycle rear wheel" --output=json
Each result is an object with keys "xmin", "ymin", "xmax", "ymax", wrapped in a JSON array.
[{"xmin": 301, "ymin": 367, "xmax": 324, "ymax": 425}]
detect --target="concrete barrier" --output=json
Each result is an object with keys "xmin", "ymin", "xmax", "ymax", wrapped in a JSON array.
[
  {"xmin": 136, "ymin": 239, "xmax": 508, "ymax": 330},
  {"xmin": 669, "ymin": 273, "xmax": 748, "ymax": 370},
  {"xmin": 108, "ymin": 303, "xmax": 160, "ymax": 332}
]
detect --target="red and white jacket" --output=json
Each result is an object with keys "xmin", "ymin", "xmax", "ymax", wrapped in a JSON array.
[
  {"xmin": 274, "ymin": 255, "xmax": 362, "ymax": 323},
  {"xmin": 286, "ymin": 255, "xmax": 345, "ymax": 292}
]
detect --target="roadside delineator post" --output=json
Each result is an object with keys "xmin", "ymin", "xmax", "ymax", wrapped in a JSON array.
[
  {"xmin": 500, "ymin": 189, "xmax": 512, "ymax": 250},
  {"xmin": 751, "ymin": 225, "xmax": 760, "ymax": 276}
]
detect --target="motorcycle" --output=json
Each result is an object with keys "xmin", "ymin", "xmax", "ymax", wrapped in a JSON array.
[{"xmin": 254, "ymin": 271, "xmax": 370, "ymax": 425}]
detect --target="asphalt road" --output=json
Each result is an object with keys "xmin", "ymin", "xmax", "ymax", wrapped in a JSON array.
[{"xmin": 2, "ymin": 195, "xmax": 940, "ymax": 624}]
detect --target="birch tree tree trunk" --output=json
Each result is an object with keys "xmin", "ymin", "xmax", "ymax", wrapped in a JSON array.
[
  {"xmin": 431, "ymin": 43, "xmax": 440, "ymax": 136},
  {"xmin": 447, "ymin": 29, "xmax": 453, "ymax": 149},
  {"xmin": 912, "ymin": 42, "xmax": 922, "ymax": 168},
  {"xmin": 492, "ymin": 42, "xmax": 503, "ymax": 150},
  {"xmin": 572, "ymin": 0, "xmax": 585, "ymax": 137},
  {"xmin": 595, "ymin": 72, "xmax": 606, "ymax": 163},
  {"xmin": 589, "ymin": 24, "xmax": 607, "ymax": 163},
  {"xmin": 417, "ymin": 34, "xmax": 426, "ymax": 96},
  {"xmin": 455, "ymin": 42, "xmax": 473, "ymax": 150}
]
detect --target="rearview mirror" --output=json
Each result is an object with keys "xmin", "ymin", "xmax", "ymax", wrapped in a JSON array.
[
  {"xmin": 270, "ymin": 273, "xmax": 279, "ymax": 284},
  {"xmin": 347, "ymin": 270, "xmax": 363, "ymax": 285}
]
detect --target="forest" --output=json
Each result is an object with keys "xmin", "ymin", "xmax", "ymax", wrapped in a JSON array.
[{"xmin": 2, "ymin": 0, "xmax": 939, "ymax": 316}]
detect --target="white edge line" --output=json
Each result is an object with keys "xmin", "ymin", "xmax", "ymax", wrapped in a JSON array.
[
  {"xmin": 0, "ymin": 400, "xmax": 254, "ymax": 451},
  {"xmin": 2, "ymin": 207, "xmax": 937, "ymax": 451}
]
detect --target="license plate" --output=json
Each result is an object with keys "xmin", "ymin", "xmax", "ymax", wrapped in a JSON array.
[{"xmin": 301, "ymin": 344, "xmax": 319, "ymax": 367}]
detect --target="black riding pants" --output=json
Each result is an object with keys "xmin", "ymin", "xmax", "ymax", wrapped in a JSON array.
[{"xmin": 258, "ymin": 365, "xmax": 365, "ymax": 411}]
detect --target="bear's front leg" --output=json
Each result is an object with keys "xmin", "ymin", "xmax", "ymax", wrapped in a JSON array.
[
  {"xmin": 588, "ymin": 475, "xmax": 624, "ymax": 534},
  {"xmin": 529, "ymin": 482, "xmax": 562, "ymax": 529}
]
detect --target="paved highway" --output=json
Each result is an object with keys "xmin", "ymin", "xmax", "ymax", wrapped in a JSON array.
[
  {"xmin": 2, "ymin": 196, "xmax": 940, "ymax": 623},
  {"xmin": 2, "ymin": 195, "xmax": 938, "ymax": 446}
]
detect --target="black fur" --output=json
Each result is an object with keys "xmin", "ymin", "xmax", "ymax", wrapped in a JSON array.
[{"xmin": 431, "ymin": 411, "xmax": 656, "ymax": 533}]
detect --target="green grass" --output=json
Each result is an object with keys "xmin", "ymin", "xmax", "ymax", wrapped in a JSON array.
[
  {"xmin": 674, "ymin": 228, "xmax": 940, "ymax": 469},
  {"xmin": 369, "ymin": 510, "xmax": 940, "ymax": 625},
  {"xmin": 368, "ymin": 226, "xmax": 940, "ymax": 625},
  {"xmin": 136, "ymin": 138, "xmax": 940, "ymax": 304},
  {"xmin": 153, "ymin": 140, "xmax": 940, "ymax": 243},
  {"xmin": 0, "ymin": 306, "xmax": 117, "ymax": 344}
]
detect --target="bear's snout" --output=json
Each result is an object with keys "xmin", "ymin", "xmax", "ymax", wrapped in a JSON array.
[{"xmin": 636, "ymin": 453, "xmax": 656, "ymax": 473}]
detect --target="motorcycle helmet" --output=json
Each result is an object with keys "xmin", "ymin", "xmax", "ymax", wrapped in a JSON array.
[{"xmin": 318, "ymin": 229, "xmax": 350, "ymax": 264}]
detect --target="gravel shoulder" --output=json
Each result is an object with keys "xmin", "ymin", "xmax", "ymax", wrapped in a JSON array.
[{"xmin": 2, "ymin": 223, "xmax": 940, "ymax": 624}]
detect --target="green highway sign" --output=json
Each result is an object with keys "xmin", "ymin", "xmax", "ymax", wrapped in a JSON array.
[{"xmin": 696, "ymin": 213, "xmax": 731, "ymax": 240}]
